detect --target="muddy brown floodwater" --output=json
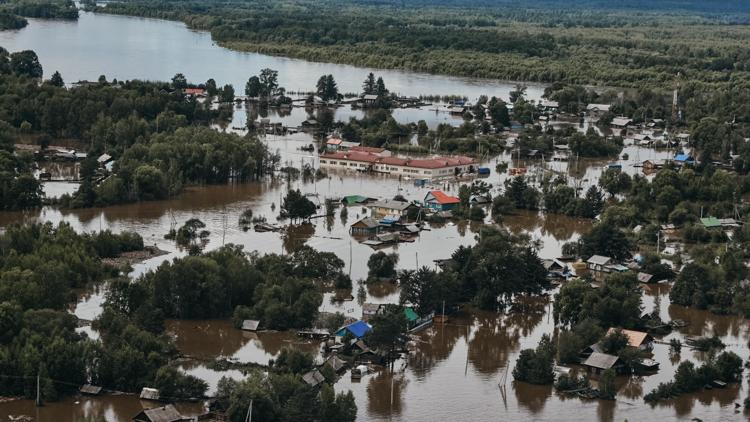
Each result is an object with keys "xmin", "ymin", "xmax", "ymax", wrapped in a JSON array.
[
  {"xmin": 0, "ymin": 11, "xmax": 726, "ymax": 421},
  {"xmin": 0, "ymin": 131, "xmax": 719, "ymax": 422}
]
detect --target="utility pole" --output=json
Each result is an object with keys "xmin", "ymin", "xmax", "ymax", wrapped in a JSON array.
[
  {"xmin": 35, "ymin": 368, "xmax": 41, "ymax": 407},
  {"xmin": 245, "ymin": 399, "xmax": 253, "ymax": 422}
]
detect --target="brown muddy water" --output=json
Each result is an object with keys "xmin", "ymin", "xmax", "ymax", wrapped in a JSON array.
[{"xmin": 0, "ymin": 132, "xmax": 700, "ymax": 422}]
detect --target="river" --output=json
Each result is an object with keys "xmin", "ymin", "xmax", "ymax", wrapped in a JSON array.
[{"xmin": 0, "ymin": 11, "xmax": 745, "ymax": 422}]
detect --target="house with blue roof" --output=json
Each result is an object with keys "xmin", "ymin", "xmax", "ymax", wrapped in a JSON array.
[
  {"xmin": 335, "ymin": 320, "xmax": 372, "ymax": 339},
  {"xmin": 674, "ymin": 154, "xmax": 695, "ymax": 165}
]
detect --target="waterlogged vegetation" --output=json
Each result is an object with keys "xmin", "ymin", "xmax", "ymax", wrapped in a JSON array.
[{"xmin": 97, "ymin": 0, "xmax": 750, "ymax": 89}]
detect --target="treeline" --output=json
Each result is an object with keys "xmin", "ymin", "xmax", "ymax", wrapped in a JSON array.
[
  {"xmin": 0, "ymin": 11, "xmax": 27, "ymax": 29},
  {"xmin": 2, "ymin": 0, "xmax": 78, "ymax": 20},
  {"xmin": 96, "ymin": 0, "xmax": 750, "ymax": 88}
]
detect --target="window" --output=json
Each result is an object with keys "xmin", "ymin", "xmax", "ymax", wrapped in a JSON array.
[{"xmin": 320, "ymin": 160, "xmax": 327, "ymax": 164}]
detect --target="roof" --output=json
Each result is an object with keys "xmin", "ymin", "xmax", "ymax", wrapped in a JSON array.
[
  {"xmin": 343, "ymin": 195, "xmax": 369, "ymax": 205},
  {"xmin": 582, "ymin": 352, "xmax": 620, "ymax": 370},
  {"xmin": 139, "ymin": 387, "xmax": 160, "ymax": 400},
  {"xmin": 320, "ymin": 151, "xmax": 476, "ymax": 169},
  {"xmin": 241, "ymin": 320, "xmax": 260, "ymax": 331},
  {"xmin": 79, "ymin": 384, "xmax": 102, "ymax": 395},
  {"xmin": 587, "ymin": 255, "xmax": 613, "ymax": 266},
  {"xmin": 425, "ymin": 190, "xmax": 460, "ymax": 205},
  {"xmin": 369, "ymin": 199, "xmax": 415, "ymax": 212},
  {"xmin": 362, "ymin": 303, "xmax": 384, "ymax": 314},
  {"xmin": 674, "ymin": 154, "xmax": 693, "ymax": 162},
  {"xmin": 97, "ymin": 153, "xmax": 112, "ymax": 163},
  {"xmin": 404, "ymin": 307, "xmax": 419, "ymax": 322},
  {"xmin": 302, "ymin": 370, "xmax": 326, "ymax": 387},
  {"xmin": 134, "ymin": 405, "xmax": 186, "ymax": 422},
  {"xmin": 362, "ymin": 94, "xmax": 379, "ymax": 100},
  {"xmin": 611, "ymin": 117, "xmax": 632, "ymax": 127},
  {"xmin": 183, "ymin": 88, "xmax": 205, "ymax": 95},
  {"xmin": 587, "ymin": 103, "xmax": 611, "ymax": 112},
  {"xmin": 700, "ymin": 217, "xmax": 721, "ymax": 228},
  {"xmin": 637, "ymin": 272, "xmax": 654, "ymax": 283},
  {"xmin": 325, "ymin": 355, "xmax": 347, "ymax": 372},
  {"xmin": 351, "ymin": 217, "xmax": 379, "ymax": 229},
  {"xmin": 326, "ymin": 138, "xmax": 343, "ymax": 145},
  {"xmin": 606, "ymin": 328, "xmax": 652, "ymax": 347},
  {"xmin": 338, "ymin": 320, "xmax": 372, "ymax": 338}
]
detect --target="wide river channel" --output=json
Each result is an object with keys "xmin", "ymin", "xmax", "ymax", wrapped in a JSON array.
[{"xmin": 0, "ymin": 11, "xmax": 746, "ymax": 422}]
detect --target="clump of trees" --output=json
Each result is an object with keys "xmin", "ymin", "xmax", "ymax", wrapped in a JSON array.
[
  {"xmin": 512, "ymin": 334, "xmax": 555, "ymax": 385},
  {"xmin": 644, "ymin": 352, "xmax": 743, "ymax": 403},
  {"xmin": 281, "ymin": 189, "xmax": 317, "ymax": 222},
  {"xmin": 367, "ymin": 251, "xmax": 399, "ymax": 281}
]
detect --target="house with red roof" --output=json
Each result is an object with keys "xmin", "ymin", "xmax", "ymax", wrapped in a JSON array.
[{"xmin": 424, "ymin": 190, "xmax": 460, "ymax": 211}]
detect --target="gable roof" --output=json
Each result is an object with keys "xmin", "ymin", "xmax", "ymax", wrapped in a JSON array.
[
  {"xmin": 606, "ymin": 328, "xmax": 652, "ymax": 347},
  {"xmin": 369, "ymin": 199, "xmax": 415, "ymax": 212},
  {"xmin": 425, "ymin": 190, "xmax": 460, "ymax": 205},
  {"xmin": 700, "ymin": 217, "xmax": 721, "ymax": 228},
  {"xmin": 351, "ymin": 217, "xmax": 379, "ymax": 229},
  {"xmin": 135, "ymin": 405, "xmax": 186, "ymax": 422},
  {"xmin": 325, "ymin": 355, "xmax": 347, "ymax": 372},
  {"xmin": 404, "ymin": 307, "xmax": 419, "ymax": 322},
  {"xmin": 587, "ymin": 255, "xmax": 613, "ymax": 266},
  {"xmin": 637, "ymin": 272, "xmax": 654, "ymax": 283},
  {"xmin": 582, "ymin": 352, "xmax": 620, "ymax": 370},
  {"xmin": 338, "ymin": 320, "xmax": 372, "ymax": 338},
  {"xmin": 586, "ymin": 103, "xmax": 611, "ymax": 112},
  {"xmin": 302, "ymin": 370, "xmax": 326, "ymax": 387}
]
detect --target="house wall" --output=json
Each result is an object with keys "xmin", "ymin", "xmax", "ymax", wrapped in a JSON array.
[{"xmin": 319, "ymin": 158, "xmax": 473, "ymax": 180}]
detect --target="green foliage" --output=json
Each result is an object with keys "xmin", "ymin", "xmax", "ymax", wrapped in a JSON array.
[
  {"xmin": 281, "ymin": 189, "xmax": 317, "ymax": 222},
  {"xmin": 273, "ymin": 348, "xmax": 314, "ymax": 374},
  {"xmin": 398, "ymin": 266, "xmax": 459, "ymax": 316},
  {"xmin": 599, "ymin": 368, "xmax": 617, "ymax": 400},
  {"xmin": 0, "ymin": 11, "xmax": 27, "ymax": 30},
  {"xmin": 645, "ymin": 351, "xmax": 743, "ymax": 402},
  {"xmin": 554, "ymin": 273, "xmax": 641, "ymax": 329},
  {"xmin": 153, "ymin": 365, "xmax": 208, "ymax": 400},
  {"xmin": 504, "ymin": 176, "xmax": 540, "ymax": 210},
  {"xmin": 512, "ymin": 334, "xmax": 555, "ymax": 385},
  {"xmin": 600, "ymin": 329, "xmax": 629, "ymax": 354},
  {"xmin": 5, "ymin": 0, "xmax": 78, "ymax": 20},
  {"xmin": 367, "ymin": 251, "xmax": 399, "ymax": 280},
  {"xmin": 364, "ymin": 304, "xmax": 408, "ymax": 358},
  {"xmin": 579, "ymin": 223, "xmax": 631, "ymax": 261}
]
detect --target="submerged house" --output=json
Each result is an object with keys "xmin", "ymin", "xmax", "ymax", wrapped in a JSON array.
[
  {"xmin": 368, "ymin": 199, "xmax": 418, "ymax": 219},
  {"xmin": 350, "ymin": 217, "xmax": 380, "ymax": 236},
  {"xmin": 132, "ymin": 405, "xmax": 190, "ymax": 422},
  {"xmin": 336, "ymin": 320, "xmax": 372, "ymax": 339},
  {"xmin": 582, "ymin": 352, "xmax": 623, "ymax": 375},
  {"xmin": 302, "ymin": 369, "xmax": 326, "ymax": 388},
  {"xmin": 586, "ymin": 255, "xmax": 628, "ymax": 281},
  {"xmin": 424, "ymin": 190, "xmax": 460, "ymax": 211},
  {"xmin": 607, "ymin": 328, "xmax": 654, "ymax": 351}
]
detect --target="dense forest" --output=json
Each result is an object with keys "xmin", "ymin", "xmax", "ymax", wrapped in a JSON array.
[{"xmin": 97, "ymin": 0, "xmax": 750, "ymax": 88}]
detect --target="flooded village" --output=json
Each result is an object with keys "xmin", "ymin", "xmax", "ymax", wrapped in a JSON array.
[{"xmin": 1, "ymin": 7, "xmax": 750, "ymax": 422}]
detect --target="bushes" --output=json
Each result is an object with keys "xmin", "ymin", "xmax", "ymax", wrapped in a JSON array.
[
  {"xmin": 644, "ymin": 352, "xmax": 743, "ymax": 403},
  {"xmin": 367, "ymin": 251, "xmax": 399, "ymax": 281},
  {"xmin": 153, "ymin": 366, "xmax": 208, "ymax": 400}
]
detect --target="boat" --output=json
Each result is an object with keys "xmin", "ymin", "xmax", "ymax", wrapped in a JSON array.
[{"xmin": 254, "ymin": 223, "xmax": 281, "ymax": 232}]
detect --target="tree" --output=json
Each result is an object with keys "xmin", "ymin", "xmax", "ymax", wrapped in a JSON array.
[
  {"xmin": 600, "ymin": 329, "xmax": 629, "ymax": 354},
  {"xmin": 512, "ymin": 334, "xmax": 555, "ymax": 384},
  {"xmin": 362, "ymin": 72, "xmax": 376, "ymax": 95},
  {"xmin": 509, "ymin": 84, "xmax": 527, "ymax": 103},
  {"xmin": 375, "ymin": 77, "xmax": 388, "ymax": 97},
  {"xmin": 488, "ymin": 97, "xmax": 511, "ymax": 127},
  {"xmin": 219, "ymin": 84, "xmax": 235, "ymax": 103},
  {"xmin": 580, "ymin": 223, "xmax": 631, "ymax": 261},
  {"xmin": 154, "ymin": 366, "xmax": 208, "ymax": 400},
  {"xmin": 367, "ymin": 251, "xmax": 399, "ymax": 280},
  {"xmin": 10, "ymin": 50, "xmax": 42, "ymax": 78},
  {"xmin": 281, "ymin": 189, "xmax": 317, "ymax": 222},
  {"xmin": 599, "ymin": 368, "xmax": 616, "ymax": 399},
  {"xmin": 48, "ymin": 71, "xmax": 64, "ymax": 87},
  {"xmin": 599, "ymin": 168, "xmax": 631, "ymax": 197},
  {"xmin": 205, "ymin": 78, "xmax": 218, "ymax": 96},
  {"xmin": 133, "ymin": 165, "xmax": 168, "ymax": 201},
  {"xmin": 273, "ymin": 348, "xmax": 314, "ymax": 374},
  {"xmin": 399, "ymin": 267, "xmax": 458, "ymax": 316},
  {"xmin": 316, "ymin": 74, "xmax": 339, "ymax": 101},
  {"xmin": 259, "ymin": 68, "xmax": 279, "ymax": 97},
  {"xmin": 245, "ymin": 75, "xmax": 261, "ymax": 97},
  {"xmin": 171, "ymin": 73, "xmax": 187, "ymax": 89},
  {"xmin": 364, "ymin": 304, "xmax": 408, "ymax": 362}
]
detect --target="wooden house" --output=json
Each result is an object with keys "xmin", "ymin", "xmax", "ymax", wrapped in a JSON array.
[
  {"xmin": 132, "ymin": 405, "xmax": 190, "ymax": 422},
  {"xmin": 424, "ymin": 190, "xmax": 460, "ymax": 212},
  {"xmin": 581, "ymin": 352, "xmax": 623, "ymax": 375},
  {"xmin": 350, "ymin": 218, "xmax": 380, "ymax": 236},
  {"xmin": 302, "ymin": 370, "xmax": 326, "ymax": 388},
  {"xmin": 606, "ymin": 328, "xmax": 653, "ymax": 351}
]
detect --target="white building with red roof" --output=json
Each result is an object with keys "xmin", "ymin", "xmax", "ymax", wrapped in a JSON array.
[{"xmin": 319, "ymin": 149, "xmax": 476, "ymax": 180}]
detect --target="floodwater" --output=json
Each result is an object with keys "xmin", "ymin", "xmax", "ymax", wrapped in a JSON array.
[
  {"xmin": 0, "ymin": 10, "xmax": 740, "ymax": 422},
  {"xmin": 0, "ymin": 12, "xmax": 547, "ymax": 101}
]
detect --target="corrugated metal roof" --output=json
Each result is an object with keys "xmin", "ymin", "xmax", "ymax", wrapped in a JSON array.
[{"xmin": 582, "ymin": 352, "xmax": 620, "ymax": 370}]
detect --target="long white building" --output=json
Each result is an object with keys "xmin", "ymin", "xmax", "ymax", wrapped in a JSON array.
[{"xmin": 319, "ymin": 150, "xmax": 478, "ymax": 179}]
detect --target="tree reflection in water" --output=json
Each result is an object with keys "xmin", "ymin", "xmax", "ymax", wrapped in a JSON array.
[
  {"xmin": 366, "ymin": 369, "xmax": 408, "ymax": 418},
  {"xmin": 513, "ymin": 381, "xmax": 553, "ymax": 414},
  {"xmin": 282, "ymin": 222, "xmax": 315, "ymax": 252}
]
